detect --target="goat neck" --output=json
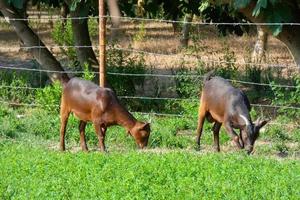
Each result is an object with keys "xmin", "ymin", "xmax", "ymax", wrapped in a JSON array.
[{"xmin": 114, "ymin": 104, "xmax": 137, "ymax": 133}]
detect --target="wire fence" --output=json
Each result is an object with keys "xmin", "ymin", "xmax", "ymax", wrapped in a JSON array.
[
  {"xmin": 0, "ymin": 65, "xmax": 298, "ymax": 89},
  {"xmin": 0, "ymin": 14, "xmax": 299, "ymax": 129},
  {"xmin": 1, "ymin": 99, "xmax": 299, "ymax": 130},
  {"xmin": 2, "ymin": 14, "xmax": 300, "ymax": 26},
  {"xmin": 1, "ymin": 82, "xmax": 300, "ymax": 110}
]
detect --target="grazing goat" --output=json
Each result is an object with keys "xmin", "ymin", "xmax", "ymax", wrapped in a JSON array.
[
  {"xmin": 196, "ymin": 71, "xmax": 268, "ymax": 153},
  {"xmin": 59, "ymin": 78, "xmax": 151, "ymax": 152}
]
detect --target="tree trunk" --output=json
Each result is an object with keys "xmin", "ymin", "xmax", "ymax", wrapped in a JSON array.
[
  {"xmin": 238, "ymin": 2, "xmax": 300, "ymax": 67},
  {"xmin": 0, "ymin": 0, "xmax": 69, "ymax": 83},
  {"xmin": 277, "ymin": 26, "xmax": 300, "ymax": 67},
  {"xmin": 18, "ymin": 0, "xmax": 29, "ymax": 50},
  {"xmin": 171, "ymin": 15, "xmax": 180, "ymax": 34},
  {"xmin": 180, "ymin": 13, "xmax": 193, "ymax": 47},
  {"xmin": 107, "ymin": 0, "xmax": 121, "ymax": 26},
  {"xmin": 68, "ymin": 1, "xmax": 99, "ymax": 71},
  {"xmin": 252, "ymin": 25, "xmax": 268, "ymax": 63},
  {"xmin": 172, "ymin": 22, "xmax": 179, "ymax": 34},
  {"xmin": 107, "ymin": 0, "xmax": 121, "ymax": 41},
  {"xmin": 137, "ymin": 0, "xmax": 145, "ymax": 17},
  {"xmin": 60, "ymin": 2, "xmax": 69, "ymax": 31}
]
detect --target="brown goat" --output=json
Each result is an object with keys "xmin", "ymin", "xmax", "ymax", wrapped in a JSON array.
[
  {"xmin": 59, "ymin": 78, "xmax": 151, "ymax": 152},
  {"xmin": 196, "ymin": 72, "xmax": 268, "ymax": 153}
]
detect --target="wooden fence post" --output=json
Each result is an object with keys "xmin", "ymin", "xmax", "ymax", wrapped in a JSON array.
[{"xmin": 99, "ymin": 0, "xmax": 106, "ymax": 87}]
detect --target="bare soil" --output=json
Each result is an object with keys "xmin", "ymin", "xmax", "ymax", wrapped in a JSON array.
[{"xmin": 0, "ymin": 18, "xmax": 296, "ymax": 70}]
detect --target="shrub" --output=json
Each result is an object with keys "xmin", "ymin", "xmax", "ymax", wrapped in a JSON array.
[
  {"xmin": 106, "ymin": 44, "xmax": 146, "ymax": 96},
  {"xmin": 174, "ymin": 65, "xmax": 206, "ymax": 98},
  {"xmin": 271, "ymin": 75, "xmax": 300, "ymax": 118},
  {"xmin": 35, "ymin": 82, "xmax": 62, "ymax": 113},
  {"xmin": 0, "ymin": 73, "xmax": 35, "ymax": 104}
]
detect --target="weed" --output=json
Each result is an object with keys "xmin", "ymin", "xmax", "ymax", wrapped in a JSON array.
[
  {"xmin": 271, "ymin": 75, "xmax": 300, "ymax": 118},
  {"xmin": 0, "ymin": 73, "xmax": 35, "ymax": 104},
  {"xmin": 35, "ymin": 82, "xmax": 61, "ymax": 113},
  {"xmin": 215, "ymin": 43, "xmax": 238, "ymax": 79},
  {"xmin": 81, "ymin": 63, "xmax": 96, "ymax": 81},
  {"xmin": 133, "ymin": 22, "xmax": 147, "ymax": 43}
]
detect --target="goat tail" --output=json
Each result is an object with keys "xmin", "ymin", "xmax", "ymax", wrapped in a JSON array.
[{"xmin": 203, "ymin": 70, "xmax": 215, "ymax": 84}]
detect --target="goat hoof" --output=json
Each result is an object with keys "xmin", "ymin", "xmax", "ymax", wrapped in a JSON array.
[
  {"xmin": 214, "ymin": 148, "xmax": 220, "ymax": 152},
  {"xmin": 98, "ymin": 148, "xmax": 107, "ymax": 153},
  {"xmin": 195, "ymin": 145, "xmax": 201, "ymax": 151}
]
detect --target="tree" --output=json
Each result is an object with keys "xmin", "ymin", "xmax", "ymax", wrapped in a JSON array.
[
  {"xmin": 1, "ymin": 0, "xmax": 121, "ymax": 84},
  {"xmin": 64, "ymin": 0, "xmax": 99, "ymax": 70},
  {"xmin": 0, "ymin": 0, "xmax": 69, "ymax": 83},
  {"xmin": 210, "ymin": 0, "xmax": 300, "ymax": 67},
  {"xmin": 120, "ymin": 1, "xmax": 249, "ymax": 47},
  {"xmin": 180, "ymin": 13, "xmax": 193, "ymax": 47}
]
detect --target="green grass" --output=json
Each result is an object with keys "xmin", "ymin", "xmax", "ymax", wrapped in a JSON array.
[
  {"xmin": 0, "ymin": 141, "xmax": 299, "ymax": 200},
  {"xmin": 0, "ymin": 104, "xmax": 299, "ymax": 199},
  {"xmin": 0, "ymin": 104, "xmax": 299, "ymax": 154},
  {"xmin": 0, "ymin": 105, "xmax": 232, "ymax": 151}
]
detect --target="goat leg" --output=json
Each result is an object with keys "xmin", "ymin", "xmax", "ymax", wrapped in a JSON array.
[
  {"xmin": 94, "ymin": 123, "xmax": 107, "ymax": 152},
  {"xmin": 59, "ymin": 108, "xmax": 70, "ymax": 151},
  {"xmin": 224, "ymin": 122, "xmax": 242, "ymax": 149},
  {"xmin": 196, "ymin": 109, "xmax": 206, "ymax": 150},
  {"xmin": 212, "ymin": 122, "xmax": 222, "ymax": 152},
  {"xmin": 239, "ymin": 130, "xmax": 245, "ymax": 149},
  {"xmin": 79, "ymin": 121, "xmax": 88, "ymax": 151}
]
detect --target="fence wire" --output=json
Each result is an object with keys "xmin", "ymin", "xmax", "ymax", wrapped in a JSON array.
[
  {"xmin": 2, "ymin": 15, "xmax": 300, "ymax": 26},
  {"xmin": 1, "ymin": 84, "xmax": 300, "ymax": 111},
  {"xmin": 0, "ymin": 65, "xmax": 298, "ymax": 89},
  {"xmin": 1, "ymin": 100, "xmax": 299, "ymax": 129}
]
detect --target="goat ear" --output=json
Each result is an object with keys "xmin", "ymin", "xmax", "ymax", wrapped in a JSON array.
[
  {"xmin": 254, "ymin": 118, "xmax": 269, "ymax": 129},
  {"xmin": 139, "ymin": 122, "xmax": 150, "ymax": 131}
]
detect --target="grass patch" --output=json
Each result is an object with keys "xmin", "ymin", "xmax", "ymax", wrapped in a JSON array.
[
  {"xmin": 0, "ymin": 105, "xmax": 298, "ymax": 155},
  {"xmin": 0, "ymin": 142, "xmax": 299, "ymax": 199}
]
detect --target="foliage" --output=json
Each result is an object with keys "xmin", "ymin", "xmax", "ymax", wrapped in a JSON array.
[
  {"xmin": 0, "ymin": 106, "xmax": 24, "ymax": 139},
  {"xmin": 35, "ymin": 81, "xmax": 62, "ymax": 113},
  {"xmin": 215, "ymin": 43, "xmax": 238, "ymax": 79},
  {"xmin": 133, "ymin": 22, "xmax": 147, "ymax": 42},
  {"xmin": 174, "ymin": 66, "xmax": 205, "ymax": 98},
  {"xmin": 88, "ymin": 18, "xmax": 98, "ymax": 38},
  {"xmin": 81, "ymin": 63, "xmax": 95, "ymax": 81},
  {"xmin": 271, "ymin": 75, "xmax": 300, "ymax": 118},
  {"xmin": 6, "ymin": 0, "xmax": 27, "ymax": 9},
  {"xmin": 0, "ymin": 72, "xmax": 35, "ymax": 104},
  {"xmin": 51, "ymin": 20, "xmax": 77, "ymax": 63},
  {"xmin": 232, "ymin": 0, "xmax": 293, "ymax": 36},
  {"xmin": 106, "ymin": 44, "xmax": 146, "ymax": 96},
  {"xmin": 201, "ymin": 4, "xmax": 249, "ymax": 36},
  {"xmin": 118, "ymin": 0, "xmax": 249, "ymax": 36}
]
